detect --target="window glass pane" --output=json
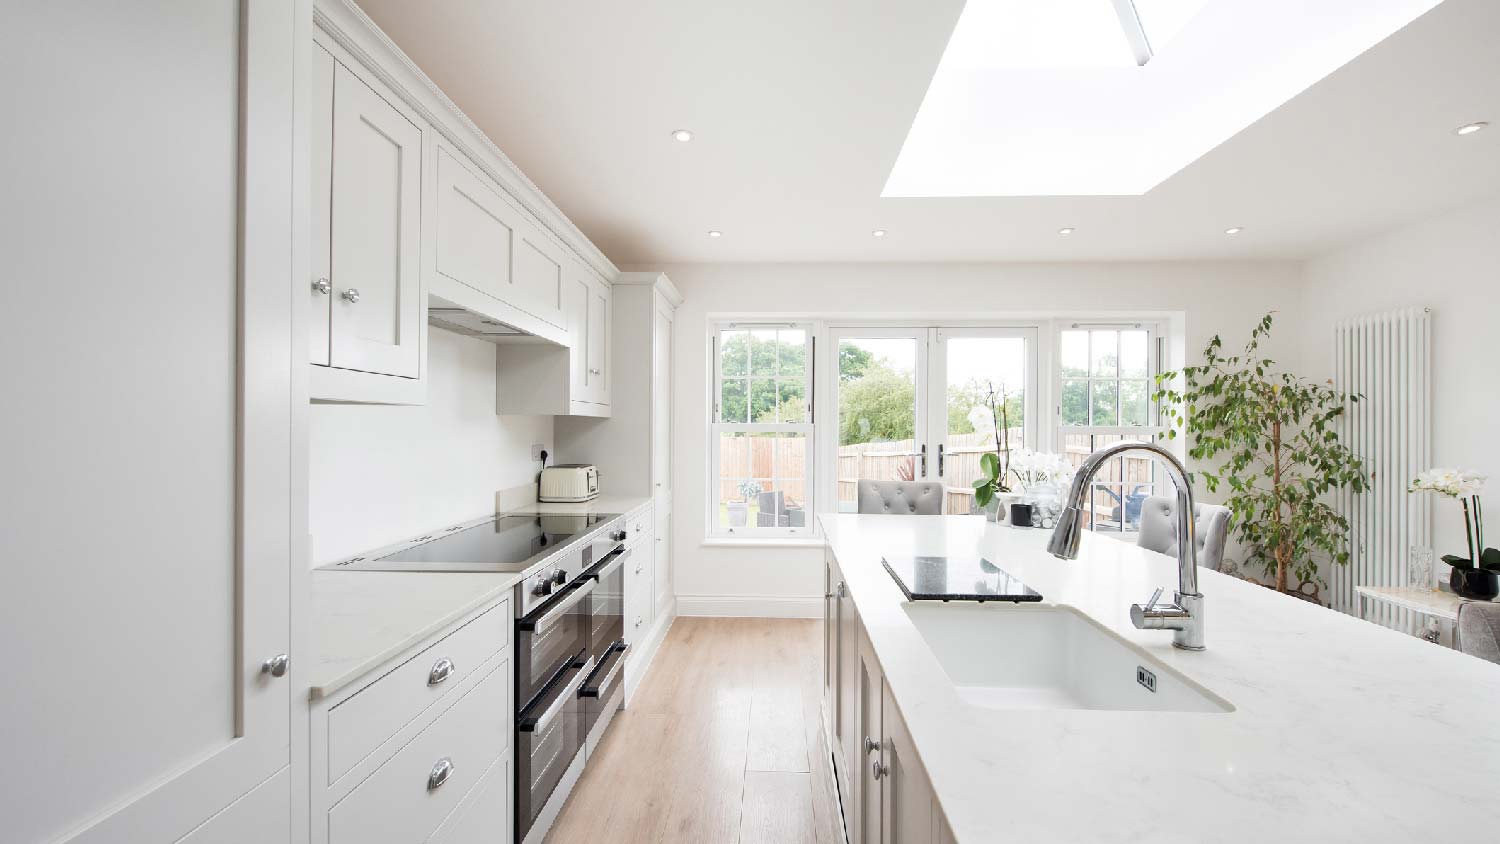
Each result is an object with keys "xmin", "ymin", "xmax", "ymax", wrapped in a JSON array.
[
  {"xmin": 749, "ymin": 378, "xmax": 778, "ymax": 423},
  {"xmin": 716, "ymin": 431, "xmax": 808, "ymax": 530},
  {"xmin": 1089, "ymin": 485, "xmax": 1124, "ymax": 532},
  {"xmin": 720, "ymin": 378, "xmax": 748, "ymax": 422},
  {"xmin": 778, "ymin": 380, "xmax": 806, "ymax": 423},
  {"xmin": 777, "ymin": 329, "xmax": 807, "ymax": 375},
  {"xmin": 750, "ymin": 329, "xmax": 778, "ymax": 376},
  {"xmin": 1120, "ymin": 330, "xmax": 1149, "ymax": 379},
  {"xmin": 1090, "ymin": 330, "xmax": 1118, "ymax": 378},
  {"xmin": 1090, "ymin": 381, "xmax": 1118, "ymax": 425},
  {"xmin": 721, "ymin": 330, "xmax": 748, "ymax": 377},
  {"xmin": 1120, "ymin": 380, "xmax": 1149, "ymax": 426},
  {"xmin": 1060, "ymin": 380, "xmax": 1089, "ymax": 426},
  {"xmin": 1060, "ymin": 330, "xmax": 1089, "ymax": 378}
]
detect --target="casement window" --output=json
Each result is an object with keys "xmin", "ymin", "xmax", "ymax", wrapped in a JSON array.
[
  {"xmin": 709, "ymin": 323, "xmax": 815, "ymax": 538},
  {"xmin": 1055, "ymin": 323, "xmax": 1166, "ymax": 533}
]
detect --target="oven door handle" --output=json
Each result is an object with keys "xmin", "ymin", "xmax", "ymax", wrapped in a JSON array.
[
  {"xmin": 580, "ymin": 642, "xmax": 628, "ymax": 698},
  {"xmin": 584, "ymin": 547, "xmax": 628, "ymax": 582},
  {"xmin": 518, "ymin": 578, "xmax": 596, "ymax": 633},
  {"xmin": 518, "ymin": 660, "xmax": 587, "ymax": 733}
]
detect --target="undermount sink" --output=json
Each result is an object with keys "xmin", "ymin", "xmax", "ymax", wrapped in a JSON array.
[{"xmin": 901, "ymin": 602, "xmax": 1234, "ymax": 714}]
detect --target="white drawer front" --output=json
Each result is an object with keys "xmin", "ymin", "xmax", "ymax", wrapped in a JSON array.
[
  {"xmin": 624, "ymin": 539, "xmax": 654, "ymax": 643},
  {"xmin": 329, "ymin": 660, "xmax": 510, "ymax": 844},
  {"xmin": 430, "ymin": 752, "xmax": 511, "ymax": 844},
  {"xmin": 328, "ymin": 602, "xmax": 509, "ymax": 783},
  {"xmin": 624, "ymin": 505, "xmax": 653, "ymax": 550}
]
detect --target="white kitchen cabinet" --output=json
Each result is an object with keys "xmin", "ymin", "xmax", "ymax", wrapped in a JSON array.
[
  {"xmin": 493, "ymin": 257, "xmax": 612, "ymax": 416},
  {"xmin": 822, "ymin": 549, "xmax": 953, "ymax": 844},
  {"xmin": 585, "ymin": 276, "xmax": 612, "ymax": 403},
  {"xmin": 429, "ymin": 143, "xmax": 573, "ymax": 345},
  {"xmin": 3, "ymin": 3, "xmax": 299, "ymax": 842},
  {"xmin": 556, "ymin": 271, "xmax": 680, "ymax": 526},
  {"xmin": 653, "ymin": 507, "xmax": 673, "ymax": 615},
  {"xmin": 309, "ymin": 36, "xmax": 427, "ymax": 404}
]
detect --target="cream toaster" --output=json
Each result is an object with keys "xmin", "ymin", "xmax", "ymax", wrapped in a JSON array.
[{"xmin": 538, "ymin": 464, "xmax": 599, "ymax": 502}]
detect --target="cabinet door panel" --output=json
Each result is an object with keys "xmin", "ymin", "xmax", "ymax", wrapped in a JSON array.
[
  {"xmin": 329, "ymin": 61, "xmax": 421, "ymax": 378},
  {"xmin": 310, "ymin": 46, "xmax": 333, "ymax": 366},
  {"xmin": 651, "ymin": 303, "xmax": 673, "ymax": 490},
  {"xmin": 567, "ymin": 271, "xmax": 590, "ymax": 399},
  {"xmin": 2, "ymin": 3, "xmax": 291, "ymax": 841},
  {"xmin": 434, "ymin": 147, "xmax": 514, "ymax": 302},
  {"xmin": 653, "ymin": 509, "xmax": 671, "ymax": 612},
  {"xmin": 858, "ymin": 632, "xmax": 883, "ymax": 844},
  {"xmin": 514, "ymin": 229, "xmax": 565, "ymax": 329},
  {"xmin": 586, "ymin": 278, "xmax": 609, "ymax": 402},
  {"xmin": 881, "ymin": 683, "xmax": 935, "ymax": 844}
]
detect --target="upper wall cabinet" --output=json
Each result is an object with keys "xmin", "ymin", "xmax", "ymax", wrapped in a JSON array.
[
  {"xmin": 312, "ymin": 0, "xmax": 619, "ymax": 406},
  {"xmin": 309, "ymin": 42, "xmax": 427, "ymax": 404},
  {"xmin": 495, "ymin": 257, "xmax": 611, "ymax": 417},
  {"xmin": 430, "ymin": 146, "xmax": 569, "ymax": 343}
]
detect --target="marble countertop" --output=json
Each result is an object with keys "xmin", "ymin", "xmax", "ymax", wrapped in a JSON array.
[
  {"xmin": 501, "ymin": 495, "xmax": 653, "ymax": 518},
  {"xmin": 309, "ymin": 570, "xmax": 522, "ymax": 699},
  {"xmin": 310, "ymin": 498, "xmax": 649, "ymax": 699},
  {"xmin": 820, "ymin": 514, "xmax": 1500, "ymax": 844}
]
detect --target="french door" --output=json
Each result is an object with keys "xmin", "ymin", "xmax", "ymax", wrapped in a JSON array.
[{"xmin": 829, "ymin": 327, "xmax": 1037, "ymax": 514}]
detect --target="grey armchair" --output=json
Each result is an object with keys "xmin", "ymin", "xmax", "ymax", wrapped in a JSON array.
[
  {"xmin": 1136, "ymin": 495, "xmax": 1231, "ymax": 572},
  {"xmin": 856, "ymin": 480, "xmax": 944, "ymax": 515},
  {"xmin": 1455, "ymin": 601, "xmax": 1500, "ymax": 665}
]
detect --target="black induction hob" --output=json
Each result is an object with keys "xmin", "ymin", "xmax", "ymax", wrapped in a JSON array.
[
  {"xmin": 321, "ymin": 512, "xmax": 618, "ymax": 572},
  {"xmin": 882, "ymin": 555, "xmax": 1043, "ymax": 602}
]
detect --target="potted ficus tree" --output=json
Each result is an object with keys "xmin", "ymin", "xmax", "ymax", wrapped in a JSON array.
[
  {"xmin": 1153, "ymin": 313, "xmax": 1369, "ymax": 602},
  {"xmin": 1409, "ymin": 469, "xmax": 1498, "ymax": 599},
  {"xmin": 727, "ymin": 479, "xmax": 759, "ymax": 527}
]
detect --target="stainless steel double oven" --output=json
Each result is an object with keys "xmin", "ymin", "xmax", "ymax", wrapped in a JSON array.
[{"xmin": 514, "ymin": 516, "xmax": 630, "ymax": 844}]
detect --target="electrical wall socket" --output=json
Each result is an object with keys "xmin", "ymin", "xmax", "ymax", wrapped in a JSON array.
[{"xmin": 531, "ymin": 443, "xmax": 546, "ymax": 462}]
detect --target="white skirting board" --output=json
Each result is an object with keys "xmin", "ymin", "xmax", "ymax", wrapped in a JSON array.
[{"xmin": 675, "ymin": 595, "xmax": 824, "ymax": 619}]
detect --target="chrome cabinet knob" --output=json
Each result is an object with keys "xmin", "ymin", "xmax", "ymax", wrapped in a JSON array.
[
  {"xmin": 261, "ymin": 654, "xmax": 289, "ymax": 678},
  {"xmin": 864, "ymin": 736, "xmax": 880, "ymax": 755},
  {"xmin": 589, "ymin": 367, "xmax": 601, "ymax": 375},
  {"xmin": 428, "ymin": 657, "xmax": 455, "ymax": 686},
  {"xmin": 872, "ymin": 759, "xmax": 888, "ymax": 780},
  {"xmin": 427, "ymin": 757, "xmax": 454, "ymax": 791},
  {"xmin": 341, "ymin": 287, "xmax": 361, "ymax": 303},
  {"xmin": 312, "ymin": 277, "xmax": 331, "ymax": 295}
]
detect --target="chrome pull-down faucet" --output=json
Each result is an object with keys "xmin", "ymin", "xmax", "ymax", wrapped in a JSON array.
[{"xmin": 1046, "ymin": 442, "xmax": 1205, "ymax": 651}]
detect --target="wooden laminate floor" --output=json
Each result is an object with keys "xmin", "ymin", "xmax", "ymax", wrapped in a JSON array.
[{"xmin": 544, "ymin": 617, "xmax": 844, "ymax": 844}]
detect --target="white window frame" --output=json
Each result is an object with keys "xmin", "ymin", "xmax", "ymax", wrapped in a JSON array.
[
  {"xmin": 707, "ymin": 321, "xmax": 817, "ymax": 539},
  {"xmin": 1054, "ymin": 321, "xmax": 1167, "ymax": 533}
]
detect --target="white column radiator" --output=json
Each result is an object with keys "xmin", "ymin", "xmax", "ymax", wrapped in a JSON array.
[{"xmin": 1330, "ymin": 308, "xmax": 1431, "ymax": 633}]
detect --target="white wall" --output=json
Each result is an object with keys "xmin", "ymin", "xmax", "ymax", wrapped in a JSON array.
[
  {"xmin": 638, "ymin": 261, "xmax": 1307, "ymax": 612},
  {"xmin": 308, "ymin": 327, "xmax": 552, "ymax": 564},
  {"xmin": 1302, "ymin": 195, "xmax": 1500, "ymax": 557}
]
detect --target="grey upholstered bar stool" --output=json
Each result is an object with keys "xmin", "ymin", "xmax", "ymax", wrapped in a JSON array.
[
  {"xmin": 1135, "ymin": 495, "xmax": 1231, "ymax": 571},
  {"xmin": 1455, "ymin": 602, "xmax": 1500, "ymax": 665},
  {"xmin": 855, "ymin": 480, "xmax": 944, "ymax": 515}
]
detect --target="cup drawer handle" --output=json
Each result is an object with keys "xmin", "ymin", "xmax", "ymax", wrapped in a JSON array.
[
  {"xmin": 427, "ymin": 757, "xmax": 454, "ymax": 791},
  {"xmin": 428, "ymin": 657, "xmax": 455, "ymax": 686}
]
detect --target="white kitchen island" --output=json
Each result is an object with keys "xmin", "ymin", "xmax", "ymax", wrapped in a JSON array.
[{"xmin": 820, "ymin": 513, "xmax": 1500, "ymax": 844}]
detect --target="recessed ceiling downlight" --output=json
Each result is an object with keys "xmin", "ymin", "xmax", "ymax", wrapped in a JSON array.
[
  {"xmin": 672, "ymin": 129, "xmax": 694, "ymax": 142},
  {"xmin": 1058, "ymin": 227, "xmax": 1075, "ymax": 235},
  {"xmin": 871, "ymin": 229, "xmax": 888, "ymax": 238},
  {"xmin": 707, "ymin": 230, "xmax": 722, "ymax": 238},
  {"xmin": 1455, "ymin": 121, "xmax": 1489, "ymax": 136},
  {"xmin": 1225, "ymin": 226, "xmax": 1244, "ymax": 235}
]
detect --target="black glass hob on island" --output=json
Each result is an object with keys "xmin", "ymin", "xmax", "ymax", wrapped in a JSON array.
[{"xmin": 882, "ymin": 555, "xmax": 1043, "ymax": 602}]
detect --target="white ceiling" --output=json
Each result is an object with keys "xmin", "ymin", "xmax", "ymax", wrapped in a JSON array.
[{"xmin": 356, "ymin": 0, "xmax": 1500, "ymax": 265}]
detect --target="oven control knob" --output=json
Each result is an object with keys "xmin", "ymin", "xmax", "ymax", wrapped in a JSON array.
[
  {"xmin": 553, "ymin": 570, "xmax": 568, "ymax": 586},
  {"xmin": 610, "ymin": 530, "xmax": 627, "ymax": 542},
  {"xmin": 532, "ymin": 579, "xmax": 553, "ymax": 598}
]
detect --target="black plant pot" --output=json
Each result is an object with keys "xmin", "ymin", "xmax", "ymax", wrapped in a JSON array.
[{"xmin": 1449, "ymin": 566, "xmax": 1500, "ymax": 600}]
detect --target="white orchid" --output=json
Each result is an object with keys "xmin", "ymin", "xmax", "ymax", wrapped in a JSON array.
[
  {"xmin": 1009, "ymin": 449, "xmax": 1077, "ymax": 488},
  {"xmin": 1409, "ymin": 468, "xmax": 1488, "ymax": 498},
  {"xmin": 966, "ymin": 404, "xmax": 995, "ymax": 434}
]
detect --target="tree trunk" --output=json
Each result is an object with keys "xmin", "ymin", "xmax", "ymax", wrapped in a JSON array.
[{"xmin": 1270, "ymin": 416, "xmax": 1288, "ymax": 592}]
